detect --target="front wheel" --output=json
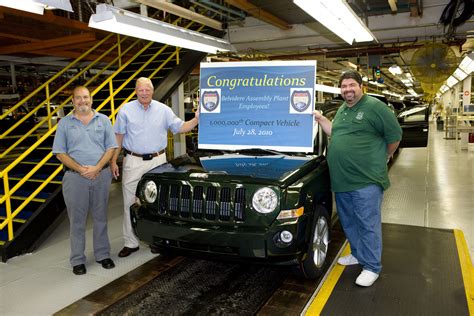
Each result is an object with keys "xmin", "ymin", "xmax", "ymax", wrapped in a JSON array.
[{"xmin": 293, "ymin": 206, "xmax": 330, "ymax": 279}]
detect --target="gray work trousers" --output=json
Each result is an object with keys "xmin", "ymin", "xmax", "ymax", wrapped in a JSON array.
[{"xmin": 62, "ymin": 167, "xmax": 113, "ymax": 266}]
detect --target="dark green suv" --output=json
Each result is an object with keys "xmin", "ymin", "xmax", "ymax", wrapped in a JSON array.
[{"xmin": 130, "ymin": 133, "xmax": 332, "ymax": 279}]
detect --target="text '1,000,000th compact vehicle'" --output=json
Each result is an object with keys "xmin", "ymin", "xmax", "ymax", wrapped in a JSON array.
[{"xmin": 130, "ymin": 130, "xmax": 333, "ymax": 279}]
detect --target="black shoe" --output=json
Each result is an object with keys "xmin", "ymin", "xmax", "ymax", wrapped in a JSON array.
[
  {"xmin": 118, "ymin": 246, "xmax": 139, "ymax": 257},
  {"xmin": 96, "ymin": 258, "xmax": 115, "ymax": 269},
  {"xmin": 73, "ymin": 264, "xmax": 86, "ymax": 275}
]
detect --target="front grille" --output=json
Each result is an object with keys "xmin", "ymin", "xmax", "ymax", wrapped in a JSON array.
[{"xmin": 152, "ymin": 184, "xmax": 246, "ymax": 223}]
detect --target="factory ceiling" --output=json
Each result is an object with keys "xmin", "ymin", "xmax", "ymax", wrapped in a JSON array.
[{"xmin": 0, "ymin": 0, "xmax": 472, "ymax": 97}]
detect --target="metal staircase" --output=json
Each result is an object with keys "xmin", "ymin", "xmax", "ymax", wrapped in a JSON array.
[{"xmin": 0, "ymin": 16, "xmax": 210, "ymax": 261}]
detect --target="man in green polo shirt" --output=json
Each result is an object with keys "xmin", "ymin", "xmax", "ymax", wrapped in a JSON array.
[{"xmin": 313, "ymin": 70, "xmax": 402, "ymax": 287}]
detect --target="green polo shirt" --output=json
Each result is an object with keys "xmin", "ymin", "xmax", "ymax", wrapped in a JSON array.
[{"xmin": 327, "ymin": 95, "xmax": 402, "ymax": 192}]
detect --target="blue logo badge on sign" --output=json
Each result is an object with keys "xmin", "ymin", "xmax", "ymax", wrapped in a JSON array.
[
  {"xmin": 291, "ymin": 90, "xmax": 311, "ymax": 112},
  {"xmin": 202, "ymin": 90, "xmax": 220, "ymax": 112}
]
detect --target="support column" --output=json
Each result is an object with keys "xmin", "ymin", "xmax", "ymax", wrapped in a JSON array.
[
  {"xmin": 462, "ymin": 75, "xmax": 472, "ymax": 110},
  {"xmin": 10, "ymin": 63, "xmax": 17, "ymax": 92},
  {"xmin": 171, "ymin": 83, "xmax": 186, "ymax": 158}
]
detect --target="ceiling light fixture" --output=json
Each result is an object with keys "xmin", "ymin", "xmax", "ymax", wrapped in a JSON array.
[
  {"xmin": 388, "ymin": 65, "xmax": 402, "ymax": 75},
  {"xmin": 293, "ymin": 0, "xmax": 376, "ymax": 45},
  {"xmin": 0, "ymin": 0, "xmax": 45, "ymax": 14},
  {"xmin": 438, "ymin": 53, "xmax": 473, "ymax": 95},
  {"xmin": 0, "ymin": 0, "xmax": 72, "ymax": 14},
  {"xmin": 38, "ymin": 0, "xmax": 73, "ymax": 12},
  {"xmin": 446, "ymin": 75, "xmax": 459, "ymax": 88},
  {"xmin": 459, "ymin": 52, "xmax": 474, "ymax": 74},
  {"xmin": 401, "ymin": 79, "xmax": 413, "ymax": 87},
  {"xmin": 453, "ymin": 68, "xmax": 468, "ymax": 81},
  {"xmin": 88, "ymin": 4, "xmax": 235, "ymax": 54},
  {"xmin": 440, "ymin": 85, "xmax": 449, "ymax": 93}
]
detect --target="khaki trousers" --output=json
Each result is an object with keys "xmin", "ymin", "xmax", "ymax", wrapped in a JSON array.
[{"xmin": 121, "ymin": 154, "xmax": 166, "ymax": 248}]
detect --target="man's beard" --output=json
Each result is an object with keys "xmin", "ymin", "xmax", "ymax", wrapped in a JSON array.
[
  {"xmin": 76, "ymin": 105, "xmax": 90, "ymax": 113},
  {"xmin": 343, "ymin": 91, "xmax": 355, "ymax": 103}
]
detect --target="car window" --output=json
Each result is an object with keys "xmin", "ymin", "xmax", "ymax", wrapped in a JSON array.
[{"xmin": 398, "ymin": 106, "xmax": 427, "ymax": 123}]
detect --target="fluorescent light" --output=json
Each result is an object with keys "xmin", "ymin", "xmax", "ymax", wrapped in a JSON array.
[
  {"xmin": 293, "ymin": 0, "xmax": 376, "ymax": 45},
  {"xmin": 0, "ymin": 0, "xmax": 72, "ymax": 14},
  {"xmin": 38, "ymin": 0, "xmax": 73, "ymax": 12},
  {"xmin": 401, "ymin": 79, "xmax": 413, "ymax": 87},
  {"xmin": 388, "ymin": 65, "xmax": 402, "ymax": 75},
  {"xmin": 440, "ymin": 85, "xmax": 449, "ymax": 93},
  {"xmin": 446, "ymin": 75, "xmax": 458, "ymax": 87},
  {"xmin": 0, "ymin": 0, "xmax": 45, "ymax": 14},
  {"xmin": 407, "ymin": 88, "xmax": 418, "ymax": 96},
  {"xmin": 453, "ymin": 68, "xmax": 468, "ymax": 81},
  {"xmin": 459, "ymin": 53, "xmax": 474, "ymax": 74},
  {"xmin": 89, "ymin": 4, "xmax": 235, "ymax": 54}
]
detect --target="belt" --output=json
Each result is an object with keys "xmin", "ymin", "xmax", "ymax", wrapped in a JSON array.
[
  {"xmin": 123, "ymin": 148, "xmax": 165, "ymax": 160},
  {"xmin": 65, "ymin": 163, "xmax": 110, "ymax": 173}
]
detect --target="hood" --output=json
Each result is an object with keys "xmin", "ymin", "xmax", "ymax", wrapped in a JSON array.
[{"xmin": 147, "ymin": 152, "xmax": 321, "ymax": 182}]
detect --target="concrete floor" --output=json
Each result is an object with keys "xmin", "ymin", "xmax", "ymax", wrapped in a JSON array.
[
  {"xmin": 383, "ymin": 120, "xmax": 474, "ymax": 255},
  {"xmin": 0, "ymin": 120, "xmax": 473, "ymax": 315}
]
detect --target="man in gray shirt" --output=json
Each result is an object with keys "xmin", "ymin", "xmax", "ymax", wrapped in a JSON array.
[{"xmin": 53, "ymin": 86, "xmax": 118, "ymax": 275}]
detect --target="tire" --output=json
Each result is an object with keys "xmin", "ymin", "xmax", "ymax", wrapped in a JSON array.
[
  {"xmin": 293, "ymin": 205, "xmax": 331, "ymax": 279},
  {"xmin": 150, "ymin": 243, "xmax": 175, "ymax": 258}
]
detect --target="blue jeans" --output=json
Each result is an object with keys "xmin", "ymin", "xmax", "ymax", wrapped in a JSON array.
[{"xmin": 335, "ymin": 184, "xmax": 383, "ymax": 273}]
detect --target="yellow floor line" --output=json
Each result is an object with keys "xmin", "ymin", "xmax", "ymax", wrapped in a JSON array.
[
  {"xmin": 305, "ymin": 243, "xmax": 351, "ymax": 316},
  {"xmin": 453, "ymin": 229, "xmax": 474, "ymax": 315}
]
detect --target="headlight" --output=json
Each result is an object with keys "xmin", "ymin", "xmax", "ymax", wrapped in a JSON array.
[
  {"xmin": 143, "ymin": 181, "xmax": 157, "ymax": 203},
  {"xmin": 252, "ymin": 187, "xmax": 278, "ymax": 214}
]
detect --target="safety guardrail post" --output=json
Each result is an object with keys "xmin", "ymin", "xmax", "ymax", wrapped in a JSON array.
[
  {"xmin": 109, "ymin": 80, "xmax": 115, "ymax": 124},
  {"xmin": 2, "ymin": 174, "xmax": 13, "ymax": 241}
]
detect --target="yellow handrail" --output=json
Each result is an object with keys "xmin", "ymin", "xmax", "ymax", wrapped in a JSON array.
[
  {"xmin": 0, "ymin": 35, "xmax": 128, "ymax": 140},
  {"xmin": 0, "ymin": 35, "xmax": 143, "ymax": 159},
  {"xmin": 0, "ymin": 33, "xmax": 114, "ymax": 120},
  {"xmin": 0, "ymin": 14, "xmax": 207, "ymax": 243}
]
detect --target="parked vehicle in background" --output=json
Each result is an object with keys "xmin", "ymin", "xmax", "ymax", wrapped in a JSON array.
[
  {"xmin": 390, "ymin": 100, "xmax": 406, "ymax": 114},
  {"xmin": 317, "ymin": 93, "xmax": 396, "ymax": 120},
  {"xmin": 316, "ymin": 94, "xmax": 429, "ymax": 150},
  {"xmin": 316, "ymin": 98, "xmax": 343, "ymax": 120},
  {"xmin": 397, "ymin": 105, "xmax": 429, "ymax": 147},
  {"xmin": 403, "ymin": 98, "xmax": 421, "ymax": 109}
]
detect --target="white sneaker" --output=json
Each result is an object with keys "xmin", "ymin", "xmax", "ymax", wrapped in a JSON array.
[
  {"xmin": 355, "ymin": 269, "xmax": 379, "ymax": 287},
  {"xmin": 337, "ymin": 254, "xmax": 359, "ymax": 266}
]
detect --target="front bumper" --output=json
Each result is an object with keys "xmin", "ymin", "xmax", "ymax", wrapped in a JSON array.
[{"xmin": 130, "ymin": 203, "xmax": 309, "ymax": 265}]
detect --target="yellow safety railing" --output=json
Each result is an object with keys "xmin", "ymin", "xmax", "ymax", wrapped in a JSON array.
[
  {"xmin": 0, "ymin": 33, "xmax": 115, "ymax": 121},
  {"xmin": 1, "ymin": 34, "xmax": 130, "ymax": 158},
  {"xmin": 0, "ymin": 16, "xmax": 207, "ymax": 244}
]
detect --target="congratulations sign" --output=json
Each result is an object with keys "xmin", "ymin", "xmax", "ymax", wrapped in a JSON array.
[{"xmin": 198, "ymin": 61, "xmax": 316, "ymax": 152}]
